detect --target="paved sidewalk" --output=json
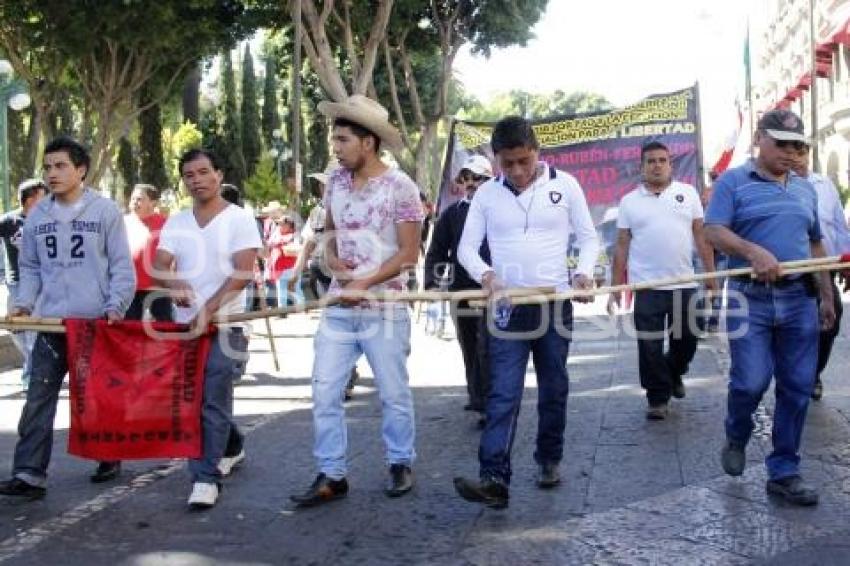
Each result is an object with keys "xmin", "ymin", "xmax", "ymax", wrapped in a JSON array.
[{"xmin": 0, "ymin": 299, "xmax": 848, "ymax": 564}]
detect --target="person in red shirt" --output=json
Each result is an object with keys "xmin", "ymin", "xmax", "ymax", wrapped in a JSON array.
[
  {"xmin": 263, "ymin": 206, "xmax": 304, "ymax": 306},
  {"xmin": 124, "ymin": 184, "xmax": 174, "ymax": 322}
]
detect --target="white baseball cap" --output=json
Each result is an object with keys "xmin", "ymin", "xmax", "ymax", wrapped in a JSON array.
[{"xmin": 461, "ymin": 154, "xmax": 493, "ymax": 178}]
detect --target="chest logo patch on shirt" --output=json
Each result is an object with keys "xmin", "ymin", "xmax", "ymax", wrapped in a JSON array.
[
  {"xmin": 675, "ymin": 194, "xmax": 685, "ymax": 203},
  {"xmin": 549, "ymin": 191, "xmax": 562, "ymax": 204}
]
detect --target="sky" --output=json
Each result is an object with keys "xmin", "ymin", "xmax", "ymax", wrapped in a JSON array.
[{"xmin": 453, "ymin": 0, "xmax": 752, "ymax": 162}]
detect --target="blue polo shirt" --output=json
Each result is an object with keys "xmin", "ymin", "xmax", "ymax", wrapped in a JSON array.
[{"xmin": 705, "ymin": 160, "xmax": 821, "ymax": 269}]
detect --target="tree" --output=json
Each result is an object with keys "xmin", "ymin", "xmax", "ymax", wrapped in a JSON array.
[
  {"xmin": 379, "ymin": 0, "xmax": 549, "ymax": 190},
  {"xmin": 182, "ymin": 63, "xmax": 202, "ymax": 124},
  {"xmin": 296, "ymin": 0, "xmax": 395, "ymax": 101},
  {"xmin": 241, "ymin": 44, "xmax": 263, "ymax": 177},
  {"xmin": 117, "ymin": 137, "xmax": 138, "ymax": 192},
  {"xmin": 459, "ymin": 90, "xmax": 613, "ymax": 122},
  {"xmin": 0, "ymin": 1, "xmax": 259, "ymax": 185},
  {"xmin": 138, "ymin": 88, "xmax": 170, "ymax": 194},
  {"xmin": 221, "ymin": 50, "xmax": 247, "ymax": 188},
  {"xmin": 261, "ymin": 55, "xmax": 281, "ymax": 147},
  {"xmin": 243, "ymin": 156, "xmax": 282, "ymax": 207}
]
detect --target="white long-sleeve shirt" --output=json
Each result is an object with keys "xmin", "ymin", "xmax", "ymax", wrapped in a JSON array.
[
  {"xmin": 808, "ymin": 172, "xmax": 850, "ymax": 257},
  {"xmin": 458, "ymin": 163, "xmax": 599, "ymax": 291}
]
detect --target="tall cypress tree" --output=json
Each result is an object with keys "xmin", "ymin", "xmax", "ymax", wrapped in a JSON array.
[
  {"xmin": 240, "ymin": 44, "xmax": 262, "ymax": 178},
  {"xmin": 139, "ymin": 86, "xmax": 169, "ymax": 192},
  {"xmin": 221, "ymin": 49, "xmax": 246, "ymax": 188},
  {"xmin": 261, "ymin": 55, "xmax": 280, "ymax": 148}
]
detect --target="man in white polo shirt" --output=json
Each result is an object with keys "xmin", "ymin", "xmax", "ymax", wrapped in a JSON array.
[
  {"xmin": 609, "ymin": 141, "xmax": 717, "ymax": 420},
  {"xmin": 453, "ymin": 116, "xmax": 599, "ymax": 509}
]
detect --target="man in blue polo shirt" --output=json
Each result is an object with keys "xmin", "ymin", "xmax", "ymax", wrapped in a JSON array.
[{"xmin": 705, "ymin": 109, "xmax": 835, "ymax": 506}]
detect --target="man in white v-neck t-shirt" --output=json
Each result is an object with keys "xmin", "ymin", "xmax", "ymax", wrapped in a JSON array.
[
  {"xmin": 155, "ymin": 149, "xmax": 262, "ymax": 510},
  {"xmin": 609, "ymin": 141, "xmax": 717, "ymax": 420}
]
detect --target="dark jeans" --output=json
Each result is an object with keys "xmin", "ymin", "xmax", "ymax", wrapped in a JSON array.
[
  {"xmin": 189, "ymin": 328, "xmax": 248, "ymax": 484},
  {"xmin": 12, "ymin": 333, "xmax": 68, "ymax": 487},
  {"xmin": 450, "ymin": 300, "xmax": 489, "ymax": 411},
  {"xmin": 633, "ymin": 288, "xmax": 698, "ymax": 406},
  {"xmin": 479, "ymin": 301, "xmax": 572, "ymax": 484},
  {"xmin": 816, "ymin": 274, "xmax": 843, "ymax": 378},
  {"xmin": 125, "ymin": 290, "xmax": 174, "ymax": 322}
]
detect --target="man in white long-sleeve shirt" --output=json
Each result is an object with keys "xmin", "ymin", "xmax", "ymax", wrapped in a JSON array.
[
  {"xmin": 793, "ymin": 143, "xmax": 850, "ymax": 400},
  {"xmin": 453, "ymin": 116, "xmax": 599, "ymax": 509}
]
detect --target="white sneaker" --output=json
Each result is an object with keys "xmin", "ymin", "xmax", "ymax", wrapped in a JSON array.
[
  {"xmin": 218, "ymin": 450, "xmax": 245, "ymax": 477},
  {"xmin": 187, "ymin": 482, "xmax": 219, "ymax": 509}
]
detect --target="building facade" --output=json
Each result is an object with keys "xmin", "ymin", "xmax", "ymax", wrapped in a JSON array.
[{"xmin": 752, "ymin": 0, "xmax": 850, "ymax": 192}]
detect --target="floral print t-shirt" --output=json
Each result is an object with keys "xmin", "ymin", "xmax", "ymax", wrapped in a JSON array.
[{"xmin": 325, "ymin": 166, "xmax": 424, "ymax": 297}]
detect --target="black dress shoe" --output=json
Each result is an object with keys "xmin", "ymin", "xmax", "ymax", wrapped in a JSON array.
[
  {"xmin": 536, "ymin": 463, "xmax": 561, "ymax": 489},
  {"xmin": 0, "ymin": 478, "xmax": 46, "ymax": 499},
  {"xmin": 90, "ymin": 461, "xmax": 121, "ymax": 483},
  {"xmin": 385, "ymin": 464, "xmax": 414, "ymax": 497},
  {"xmin": 290, "ymin": 474, "xmax": 349, "ymax": 508},
  {"xmin": 453, "ymin": 476, "xmax": 509, "ymax": 509}
]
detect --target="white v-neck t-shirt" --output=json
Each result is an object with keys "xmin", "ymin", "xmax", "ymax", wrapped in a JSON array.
[
  {"xmin": 158, "ymin": 204, "xmax": 262, "ymax": 323},
  {"xmin": 616, "ymin": 181, "xmax": 703, "ymax": 289}
]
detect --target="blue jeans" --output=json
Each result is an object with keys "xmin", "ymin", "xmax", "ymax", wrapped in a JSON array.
[
  {"xmin": 5, "ymin": 282, "xmax": 34, "ymax": 385},
  {"xmin": 480, "ymin": 301, "xmax": 573, "ymax": 484},
  {"xmin": 725, "ymin": 278, "xmax": 818, "ymax": 480},
  {"xmin": 311, "ymin": 305, "xmax": 415, "ymax": 479},
  {"xmin": 12, "ymin": 333, "xmax": 68, "ymax": 487},
  {"xmin": 188, "ymin": 328, "xmax": 247, "ymax": 484},
  {"xmin": 276, "ymin": 268, "xmax": 305, "ymax": 306}
]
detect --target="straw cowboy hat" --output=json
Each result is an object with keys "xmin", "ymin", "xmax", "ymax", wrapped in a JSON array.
[
  {"xmin": 308, "ymin": 159, "xmax": 340, "ymax": 186},
  {"xmin": 260, "ymin": 200, "xmax": 284, "ymax": 215},
  {"xmin": 317, "ymin": 94, "xmax": 403, "ymax": 151}
]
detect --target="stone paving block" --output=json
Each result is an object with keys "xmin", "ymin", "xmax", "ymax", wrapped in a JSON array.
[{"xmin": 680, "ymin": 509, "xmax": 830, "ymax": 559}]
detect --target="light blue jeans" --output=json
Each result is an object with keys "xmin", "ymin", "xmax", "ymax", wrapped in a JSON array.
[
  {"xmin": 5, "ymin": 282, "xmax": 34, "ymax": 386},
  {"xmin": 311, "ymin": 305, "xmax": 415, "ymax": 479},
  {"xmin": 276, "ymin": 268, "xmax": 305, "ymax": 306}
]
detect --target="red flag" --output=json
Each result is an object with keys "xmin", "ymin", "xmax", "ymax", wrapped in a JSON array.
[
  {"xmin": 66, "ymin": 319, "xmax": 215, "ymax": 460},
  {"xmin": 710, "ymin": 101, "xmax": 743, "ymax": 178}
]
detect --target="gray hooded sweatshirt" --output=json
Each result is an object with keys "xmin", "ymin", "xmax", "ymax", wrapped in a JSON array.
[{"xmin": 14, "ymin": 188, "xmax": 136, "ymax": 318}]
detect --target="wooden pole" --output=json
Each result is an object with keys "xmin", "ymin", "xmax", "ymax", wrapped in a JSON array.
[
  {"xmin": 255, "ymin": 280, "xmax": 280, "ymax": 372},
  {"xmin": 3, "ymin": 258, "xmax": 847, "ymax": 330}
]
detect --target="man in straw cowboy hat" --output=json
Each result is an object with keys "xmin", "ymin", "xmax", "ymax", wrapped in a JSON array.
[
  {"xmin": 705, "ymin": 109, "xmax": 835, "ymax": 506},
  {"xmin": 290, "ymin": 95, "xmax": 424, "ymax": 507}
]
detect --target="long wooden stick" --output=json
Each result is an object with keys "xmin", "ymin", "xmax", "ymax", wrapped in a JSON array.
[
  {"xmin": 255, "ymin": 281, "xmax": 280, "ymax": 372},
  {"xmin": 3, "ymin": 259, "xmax": 846, "ymax": 330},
  {"xmin": 495, "ymin": 260, "xmax": 850, "ymax": 308}
]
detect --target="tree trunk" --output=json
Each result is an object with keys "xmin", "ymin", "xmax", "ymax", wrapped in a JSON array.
[
  {"xmin": 182, "ymin": 62, "xmax": 202, "ymax": 124},
  {"xmin": 139, "ymin": 97, "xmax": 169, "ymax": 193},
  {"xmin": 25, "ymin": 105, "xmax": 41, "ymax": 177},
  {"xmin": 413, "ymin": 121, "xmax": 438, "ymax": 194}
]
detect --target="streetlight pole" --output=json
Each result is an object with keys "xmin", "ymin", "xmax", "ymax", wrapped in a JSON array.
[{"xmin": 0, "ymin": 60, "xmax": 31, "ymax": 212}]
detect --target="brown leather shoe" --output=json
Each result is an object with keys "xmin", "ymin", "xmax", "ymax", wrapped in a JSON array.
[{"xmin": 290, "ymin": 474, "xmax": 348, "ymax": 508}]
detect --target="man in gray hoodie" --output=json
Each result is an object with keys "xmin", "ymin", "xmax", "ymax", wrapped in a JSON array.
[{"xmin": 0, "ymin": 136, "xmax": 135, "ymax": 499}]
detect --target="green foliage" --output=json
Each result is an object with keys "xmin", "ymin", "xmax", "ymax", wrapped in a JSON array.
[
  {"xmin": 261, "ymin": 55, "xmax": 281, "ymax": 148},
  {"xmin": 163, "ymin": 121, "xmax": 204, "ymax": 186},
  {"xmin": 241, "ymin": 44, "xmax": 262, "ymax": 177},
  {"xmin": 220, "ymin": 50, "xmax": 247, "ymax": 188},
  {"xmin": 458, "ymin": 90, "xmax": 614, "ymax": 122},
  {"xmin": 243, "ymin": 156, "xmax": 283, "ymax": 207}
]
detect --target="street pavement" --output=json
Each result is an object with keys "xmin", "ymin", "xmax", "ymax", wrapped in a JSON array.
[{"xmin": 0, "ymin": 296, "xmax": 849, "ymax": 565}]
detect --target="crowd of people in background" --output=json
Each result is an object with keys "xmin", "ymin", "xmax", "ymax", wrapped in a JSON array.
[{"xmin": 1, "ymin": 101, "xmax": 849, "ymax": 513}]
